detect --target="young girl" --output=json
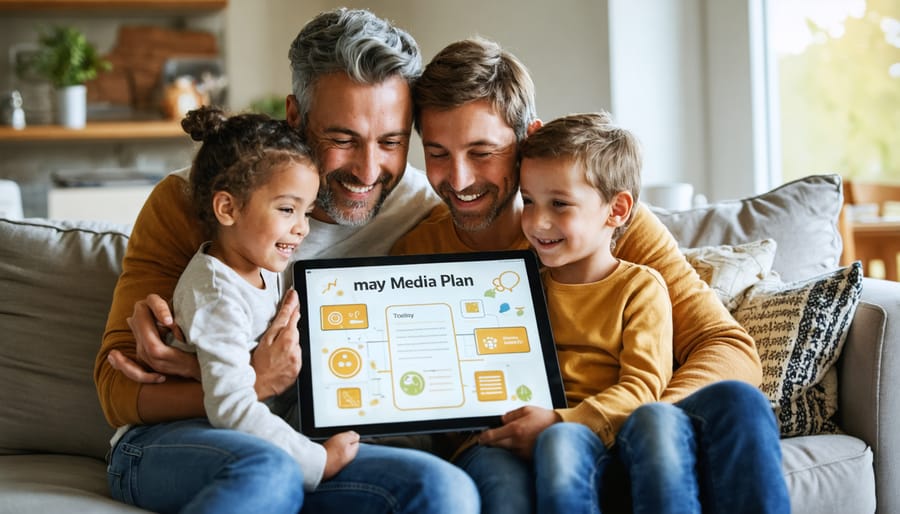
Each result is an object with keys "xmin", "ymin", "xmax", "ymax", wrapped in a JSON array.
[{"xmin": 171, "ymin": 106, "xmax": 359, "ymax": 504}]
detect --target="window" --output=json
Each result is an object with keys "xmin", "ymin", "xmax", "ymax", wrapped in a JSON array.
[{"xmin": 768, "ymin": 0, "xmax": 900, "ymax": 184}]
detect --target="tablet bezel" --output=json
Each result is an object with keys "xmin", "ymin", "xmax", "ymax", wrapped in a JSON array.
[{"xmin": 292, "ymin": 249, "xmax": 566, "ymax": 440}]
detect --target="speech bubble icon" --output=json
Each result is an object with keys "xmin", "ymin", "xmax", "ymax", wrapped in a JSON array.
[{"xmin": 492, "ymin": 270, "xmax": 521, "ymax": 292}]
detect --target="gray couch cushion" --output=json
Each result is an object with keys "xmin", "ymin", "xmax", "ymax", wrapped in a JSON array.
[
  {"xmin": 0, "ymin": 454, "xmax": 147, "ymax": 513},
  {"xmin": 652, "ymin": 174, "xmax": 843, "ymax": 282},
  {"xmin": 781, "ymin": 434, "xmax": 875, "ymax": 514},
  {"xmin": 0, "ymin": 218, "xmax": 129, "ymax": 460}
]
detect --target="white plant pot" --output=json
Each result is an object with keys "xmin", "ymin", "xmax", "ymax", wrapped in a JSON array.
[{"xmin": 57, "ymin": 84, "xmax": 87, "ymax": 129}]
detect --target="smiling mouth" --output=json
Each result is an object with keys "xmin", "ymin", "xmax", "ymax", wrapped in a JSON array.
[
  {"xmin": 454, "ymin": 191, "xmax": 485, "ymax": 202},
  {"xmin": 275, "ymin": 242, "xmax": 297, "ymax": 254},
  {"xmin": 340, "ymin": 180, "xmax": 375, "ymax": 194},
  {"xmin": 536, "ymin": 237, "xmax": 563, "ymax": 245}
]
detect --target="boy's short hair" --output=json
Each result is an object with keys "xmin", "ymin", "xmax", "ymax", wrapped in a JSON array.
[
  {"xmin": 520, "ymin": 112, "xmax": 642, "ymax": 239},
  {"xmin": 413, "ymin": 37, "xmax": 536, "ymax": 142}
]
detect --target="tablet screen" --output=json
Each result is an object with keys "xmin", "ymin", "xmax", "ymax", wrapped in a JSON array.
[{"xmin": 293, "ymin": 250, "xmax": 566, "ymax": 439}]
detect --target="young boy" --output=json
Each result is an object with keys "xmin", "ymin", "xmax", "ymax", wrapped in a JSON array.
[{"xmin": 513, "ymin": 112, "xmax": 691, "ymax": 514}]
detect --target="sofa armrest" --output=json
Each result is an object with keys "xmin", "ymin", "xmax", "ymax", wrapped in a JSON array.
[{"xmin": 838, "ymin": 277, "xmax": 900, "ymax": 514}]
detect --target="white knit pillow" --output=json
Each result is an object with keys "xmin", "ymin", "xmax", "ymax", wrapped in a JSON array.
[{"xmin": 682, "ymin": 239, "xmax": 777, "ymax": 310}]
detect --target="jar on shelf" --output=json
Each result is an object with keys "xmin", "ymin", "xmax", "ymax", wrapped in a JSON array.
[{"xmin": 161, "ymin": 77, "xmax": 206, "ymax": 120}]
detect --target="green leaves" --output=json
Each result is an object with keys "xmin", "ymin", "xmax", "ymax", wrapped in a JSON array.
[{"xmin": 29, "ymin": 26, "xmax": 112, "ymax": 88}]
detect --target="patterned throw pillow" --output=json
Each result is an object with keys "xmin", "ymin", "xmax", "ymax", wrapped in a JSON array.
[
  {"xmin": 730, "ymin": 262, "xmax": 863, "ymax": 437},
  {"xmin": 682, "ymin": 239, "xmax": 777, "ymax": 310}
]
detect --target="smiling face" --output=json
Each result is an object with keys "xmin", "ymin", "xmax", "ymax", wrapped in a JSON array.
[
  {"xmin": 419, "ymin": 99, "xmax": 520, "ymax": 233},
  {"xmin": 520, "ymin": 156, "xmax": 620, "ymax": 284},
  {"xmin": 290, "ymin": 72, "xmax": 413, "ymax": 227},
  {"xmin": 212, "ymin": 160, "xmax": 320, "ymax": 285}
]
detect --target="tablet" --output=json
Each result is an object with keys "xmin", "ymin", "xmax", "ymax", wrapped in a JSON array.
[{"xmin": 292, "ymin": 250, "xmax": 566, "ymax": 440}]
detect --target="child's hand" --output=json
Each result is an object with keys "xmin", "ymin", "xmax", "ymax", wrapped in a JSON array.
[
  {"xmin": 478, "ymin": 405, "xmax": 561, "ymax": 459},
  {"xmin": 322, "ymin": 430, "xmax": 360, "ymax": 479},
  {"xmin": 252, "ymin": 290, "xmax": 302, "ymax": 400}
]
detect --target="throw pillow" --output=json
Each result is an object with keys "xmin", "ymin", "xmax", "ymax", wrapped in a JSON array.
[
  {"xmin": 731, "ymin": 262, "xmax": 863, "ymax": 437},
  {"xmin": 652, "ymin": 174, "xmax": 843, "ymax": 282},
  {"xmin": 682, "ymin": 239, "xmax": 777, "ymax": 311}
]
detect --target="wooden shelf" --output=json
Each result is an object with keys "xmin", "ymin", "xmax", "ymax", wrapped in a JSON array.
[
  {"xmin": 0, "ymin": 0, "xmax": 226, "ymax": 10},
  {"xmin": 0, "ymin": 120, "xmax": 189, "ymax": 141}
]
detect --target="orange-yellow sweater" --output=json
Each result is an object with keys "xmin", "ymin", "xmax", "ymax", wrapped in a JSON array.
[{"xmin": 391, "ymin": 203, "xmax": 761, "ymax": 404}]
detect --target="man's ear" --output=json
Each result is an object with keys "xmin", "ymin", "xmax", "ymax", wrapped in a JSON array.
[
  {"xmin": 286, "ymin": 94, "xmax": 302, "ymax": 129},
  {"xmin": 212, "ymin": 191, "xmax": 238, "ymax": 226},
  {"xmin": 526, "ymin": 118, "xmax": 543, "ymax": 137},
  {"xmin": 607, "ymin": 191, "xmax": 634, "ymax": 228}
]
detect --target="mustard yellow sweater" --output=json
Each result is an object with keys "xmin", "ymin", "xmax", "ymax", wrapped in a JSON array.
[
  {"xmin": 391, "ymin": 203, "xmax": 762, "ymax": 405},
  {"xmin": 546, "ymin": 264, "xmax": 672, "ymax": 447},
  {"xmin": 94, "ymin": 174, "xmax": 205, "ymax": 426}
]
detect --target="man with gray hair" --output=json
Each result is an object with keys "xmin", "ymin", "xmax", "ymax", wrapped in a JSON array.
[{"xmin": 96, "ymin": 8, "xmax": 476, "ymax": 514}]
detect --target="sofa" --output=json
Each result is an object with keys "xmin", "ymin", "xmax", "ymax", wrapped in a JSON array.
[{"xmin": 0, "ymin": 173, "xmax": 895, "ymax": 513}]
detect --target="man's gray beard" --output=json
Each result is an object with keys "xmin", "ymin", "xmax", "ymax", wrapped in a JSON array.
[{"xmin": 317, "ymin": 185, "xmax": 389, "ymax": 227}]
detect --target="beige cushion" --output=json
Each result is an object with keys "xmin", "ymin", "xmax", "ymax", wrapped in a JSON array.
[
  {"xmin": 652, "ymin": 174, "xmax": 843, "ymax": 282},
  {"xmin": 0, "ymin": 218, "xmax": 129, "ymax": 460},
  {"xmin": 681, "ymin": 238, "xmax": 777, "ymax": 310}
]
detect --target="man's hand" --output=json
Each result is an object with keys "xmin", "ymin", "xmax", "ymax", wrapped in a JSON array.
[
  {"xmin": 251, "ymin": 289, "xmax": 302, "ymax": 401},
  {"xmin": 109, "ymin": 294, "xmax": 199, "ymax": 383},
  {"xmin": 322, "ymin": 430, "xmax": 360, "ymax": 480},
  {"xmin": 477, "ymin": 405, "xmax": 561, "ymax": 459}
]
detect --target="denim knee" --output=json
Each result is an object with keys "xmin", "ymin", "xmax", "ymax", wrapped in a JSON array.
[
  {"xmin": 535, "ymin": 423, "xmax": 601, "ymax": 484},
  {"xmin": 423, "ymin": 460, "xmax": 480, "ymax": 514},
  {"xmin": 678, "ymin": 380, "xmax": 777, "ymax": 433}
]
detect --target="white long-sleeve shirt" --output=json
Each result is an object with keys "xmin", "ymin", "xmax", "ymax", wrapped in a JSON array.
[{"xmin": 172, "ymin": 244, "xmax": 327, "ymax": 491}]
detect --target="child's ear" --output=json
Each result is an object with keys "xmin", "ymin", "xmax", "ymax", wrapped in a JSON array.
[
  {"xmin": 212, "ymin": 191, "xmax": 238, "ymax": 226},
  {"xmin": 526, "ymin": 118, "xmax": 543, "ymax": 137},
  {"xmin": 606, "ymin": 191, "xmax": 634, "ymax": 228}
]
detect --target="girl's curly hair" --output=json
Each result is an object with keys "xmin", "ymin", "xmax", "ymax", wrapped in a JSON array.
[{"xmin": 182, "ymin": 106, "xmax": 316, "ymax": 236}]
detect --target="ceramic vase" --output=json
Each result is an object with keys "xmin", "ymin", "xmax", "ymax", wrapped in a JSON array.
[{"xmin": 57, "ymin": 84, "xmax": 86, "ymax": 129}]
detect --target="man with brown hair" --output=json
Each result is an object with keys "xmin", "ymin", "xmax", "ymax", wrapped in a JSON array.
[{"xmin": 393, "ymin": 37, "xmax": 789, "ymax": 514}]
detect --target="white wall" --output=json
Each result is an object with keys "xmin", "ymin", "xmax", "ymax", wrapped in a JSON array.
[
  {"xmin": 224, "ymin": 0, "xmax": 766, "ymax": 201},
  {"xmin": 608, "ymin": 0, "xmax": 706, "ymax": 195}
]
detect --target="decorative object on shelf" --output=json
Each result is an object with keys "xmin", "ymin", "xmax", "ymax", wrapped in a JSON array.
[
  {"xmin": 20, "ymin": 26, "xmax": 111, "ymax": 129},
  {"xmin": 161, "ymin": 76, "xmax": 205, "ymax": 120},
  {"xmin": 2, "ymin": 90, "xmax": 26, "ymax": 129}
]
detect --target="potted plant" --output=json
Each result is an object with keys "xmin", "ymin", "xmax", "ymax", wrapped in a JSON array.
[{"xmin": 24, "ymin": 26, "xmax": 111, "ymax": 129}]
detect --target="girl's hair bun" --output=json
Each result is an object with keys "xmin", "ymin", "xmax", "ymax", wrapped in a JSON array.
[{"xmin": 181, "ymin": 106, "xmax": 228, "ymax": 142}]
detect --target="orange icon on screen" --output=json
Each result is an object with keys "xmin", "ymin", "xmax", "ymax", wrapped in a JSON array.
[
  {"xmin": 474, "ymin": 327, "xmax": 531, "ymax": 354},
  {"xmin": 321, "ymin": 304, "xmax": 369, "ymax": 330},
  {"xmin": 337, "ymin": 387, "xmax": 362, "ymax": 408},
  {"xmin": 329, "ymin": 348, "xmax": 362, "ymax": 379},
  {"xmin": 474, "ymin": 370, "xmax": 507, "ymax": 401}
]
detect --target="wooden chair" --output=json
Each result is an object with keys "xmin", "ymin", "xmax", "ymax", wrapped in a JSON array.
[{"xmin": 841, "ymin": 179, "xmax": 900, "ymax": 281}]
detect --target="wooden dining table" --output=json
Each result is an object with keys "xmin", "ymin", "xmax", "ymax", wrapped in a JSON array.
[{"xmin": 850, "ymin": 217, "xmax": 900, "ymax": 281}]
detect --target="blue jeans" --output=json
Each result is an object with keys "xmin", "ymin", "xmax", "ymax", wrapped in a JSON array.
[
  {"xmin": 456, "ymin": 381, "xmax": 789, "ymax": 514},
  {"xmin": 611, "ymin": 381, "xmax": 789, "ymax": 514},
  {"xmin": 533, "ymin": 419, "xmax": 699, "ymax": 514},
  {"xmin": 672, "ymin": 380, "xmax": 790, "ymax": 514},
  {"xmin": 454, "ymin": 443, "xmax": 534, "ymax": 514},
  {"xmin": 108, "ymin": 418, "xmax": 479, "ymax": 514}
]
